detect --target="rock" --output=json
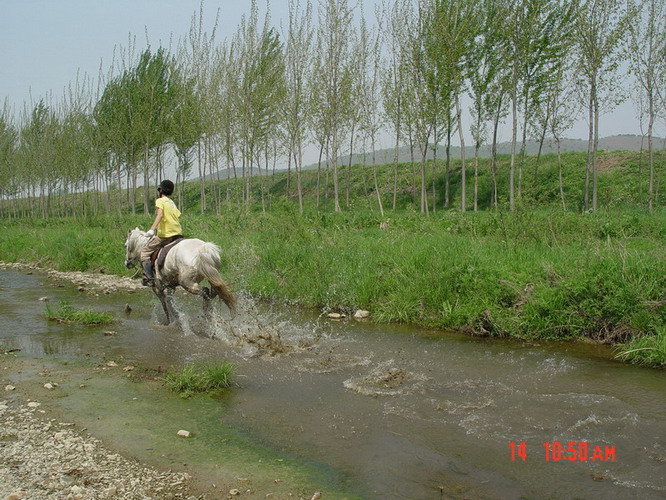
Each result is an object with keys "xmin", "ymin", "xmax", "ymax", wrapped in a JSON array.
[
  {"xmin": 106, "ymin": 361, "xmax": 118, "ymax": 367},
  {"xmin": 229, "ymin": 489, "xmax": 241, "ymax": 496},
  {"xmin": 327, "ymin": 312, "xmax": 345, "ymax": 319},
  {"xmin": 311, "ymin": 493, "xmax": 322, "ymax": 500},
  {"xmin": 7, "ymin": 493, "xmax": 26, "ymax": 500},
  {"xmin": 38, "ymin": 296, "xmax": 49, "ymax": 302},
  {"xmin": 44, "ymin": 383, "xmax": 58, "ymax": 390},
  {"xmin": 27, "ymin": 402, "xmax": 41, "ymax": 408},
  {"xmin": 77, "ymin": 286, "xmax": 85, "ymax": 292},
  {"xmin": 177, "ymin": 430, "xmax": 191, "ymax": 438},
  {"xmin": 103, "ymin": 331, "xmax": 117, "ymax": 336},
  {"xmin": 4, "ymin": 384, "xmax": 16, "ymax": 391},
  {"xmin": 353, "ymin": 309, "xmax": 370, "ymax": 319},
  {"xmin": 123, "ymin": 366, "xmax": 134, "ymax": 372}
]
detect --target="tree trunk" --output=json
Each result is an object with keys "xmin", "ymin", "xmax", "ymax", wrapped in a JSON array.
[{"xmin": 456, "ymin": 95, "xmax": 467, "ymax": 212}]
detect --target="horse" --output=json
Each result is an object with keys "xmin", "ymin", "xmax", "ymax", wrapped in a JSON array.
[{"xmin": 124, "ymin": 228, "xmax": 237, "ymax": 325}]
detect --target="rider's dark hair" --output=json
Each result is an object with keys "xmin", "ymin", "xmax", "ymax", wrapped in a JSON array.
[{"xmin": 158, "ymin": 179, "xmax": 174, "ymax": 196}]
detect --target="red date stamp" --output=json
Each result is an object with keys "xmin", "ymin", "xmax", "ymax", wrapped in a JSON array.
[{"xmin": 509, "ymin": 441, "xmax": 616, "ymax": 462}]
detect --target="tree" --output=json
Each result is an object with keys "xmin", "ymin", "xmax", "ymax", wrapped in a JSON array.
[
  {"xmin": 170, "ymin": 68, "xmax": 202, "ymax": 207},
  {"xmin": 233, "ymin": 1, "xmax": 286, "ymax": 209},
  {"xmin": 132, "ymin": 48, "xmax": 179, "ymax": 214},
  {"xmin": 627, "ymin": 0, "xmax": 666, "ymax": 213},
  {"xmin": 573, "ymin": 0, "xmax": 629, "ymax": 211},
  {"xmin": 0, "ymin": 103, "xmax": 18, "ymax": 217},
  {"xmin": 429, "ymin": 0, "xmax": 479, "ymax": 212},
  {"xmin": 381, "ymin": 0, "xmax": 413, "ymax": 210},
  {"xmin": 357, "ymin": 10, "xmax": 385, "ymax": 216},
  {"xmin": 467, "ymin": 0, "xmax": 504, "ymax": 211},
  {"xmin": 316, "ymin": 0, "xmax": 355, "ymax": 212},
  {"xmin": 283, "ymin": 0, "xmax": 314, "ymax": 215}
]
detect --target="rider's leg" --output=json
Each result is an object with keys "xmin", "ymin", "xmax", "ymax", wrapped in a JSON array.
[
  {"xmin": 140, "ymin": 236, "xmax": 162, "ymax": 287},
  {"xmin": 141, "ymin": 261, "xmax": 155, "ymax": 287}
]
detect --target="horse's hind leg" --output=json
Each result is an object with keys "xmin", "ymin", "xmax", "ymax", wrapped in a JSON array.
[{"xmin": 201, "ymin": 287, "xmax": 215, "ymax": 320}]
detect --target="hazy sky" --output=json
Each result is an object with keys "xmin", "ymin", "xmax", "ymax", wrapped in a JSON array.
[{"xmin": 1, "ymin": 0, "xmax": 655, "ymax": 151}]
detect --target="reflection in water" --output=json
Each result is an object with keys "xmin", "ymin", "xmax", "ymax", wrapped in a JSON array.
[{"xmin": 1, "ymin": 269, "xmax": 666, "ymax": 499}]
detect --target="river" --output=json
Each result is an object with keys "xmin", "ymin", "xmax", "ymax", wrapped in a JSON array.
[{"xmin": 1, "ymin": 268, "xmax": 664, "ymax": 499}]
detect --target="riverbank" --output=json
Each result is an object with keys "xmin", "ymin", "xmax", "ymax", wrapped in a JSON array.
[
  {"xmin": 1, "ymin": 208, "xmax": 665, "ymax": 367},
  {"xmin": 1, "ymin": 354, "xmax": 195, "ymax": 500}
]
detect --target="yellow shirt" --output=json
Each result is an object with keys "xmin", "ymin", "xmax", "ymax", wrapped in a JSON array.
[{"xmin": 155, "ymin": 197, "xmax": 182, "ymax": 238}]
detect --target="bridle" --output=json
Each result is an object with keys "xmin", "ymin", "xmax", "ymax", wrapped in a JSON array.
[{"xmin": 124, "ymin": 230, "xmax": 141, "ymax": 269}]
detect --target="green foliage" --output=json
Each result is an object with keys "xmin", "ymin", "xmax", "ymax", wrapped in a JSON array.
[
  {"xmin": 45, "ymin": 301, "xmax": 114, "ymax": 325},
  {"xmin": 162, "ymin": 362, "xmax": 235, "ymax": 395}
]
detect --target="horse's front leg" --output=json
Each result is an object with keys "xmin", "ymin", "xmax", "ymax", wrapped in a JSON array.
[{"xmin": 153, "ymin": 284, "xmax": 175, "ymax": 325}]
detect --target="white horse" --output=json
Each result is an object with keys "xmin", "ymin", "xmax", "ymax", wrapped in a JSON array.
[{"xmin": 124, "ymin": 228, "xmax": 237, "ymax": 324}]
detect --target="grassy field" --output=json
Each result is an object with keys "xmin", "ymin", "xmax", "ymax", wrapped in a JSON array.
[{"xmin": 1, "ymin": 151, "xmax": 665, "ymax": 367}]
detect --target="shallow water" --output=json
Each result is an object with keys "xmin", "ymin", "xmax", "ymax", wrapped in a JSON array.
[{"xmin": 1, "ymin": 269, "xmax": 665, "ymax": 499}]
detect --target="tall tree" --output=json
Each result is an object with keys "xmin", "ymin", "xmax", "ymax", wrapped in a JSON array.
[
  {"xmin": 573, "ymin": 0, "xmax": 628, "ymax": 211},
  {"xmin": 381, "ymin": 0, "xmax": 413, "ymax": 210},
  {"xmin": 283, "ymin": 0, "xmax": 314, "ymax": 215},
  {"xmin": 627, "ymin": 0, "xmax": 666, "ymax": 213},
  {"xmin": 316, "ymin": 0, "xmax": 355, "ymax": 212},
  {"xmin": 429, "ymin": 0, "xmax": 479, "ymax": 212},
  {"xmin": 357, "ymin": 10, "xmax": 385, "ymax": 216}
]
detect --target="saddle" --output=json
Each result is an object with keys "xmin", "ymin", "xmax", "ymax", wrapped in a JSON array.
[{"xmin": 149, "ymin": 235, "xmax": 184, "ymax": 271}]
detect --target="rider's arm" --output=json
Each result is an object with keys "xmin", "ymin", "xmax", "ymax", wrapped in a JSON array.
[{"xmin": 149, "ymin": 208, "xmax": 164, "ymax": 233}]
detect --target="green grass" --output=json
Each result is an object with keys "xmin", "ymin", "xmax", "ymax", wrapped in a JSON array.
[
  {"xmin": 614, "ymin": 328, "xmax": 666, "ymax": 367},
  {"xmin": 45, "ymin": 301, "xmax": 114, "ymax": 325},
  {"xmin": 2, "ymin": 150, "xmax": 666, "ymax": 368},
  {"xmin": 162, "ymin": 361, "xmax": 235, "ymax": 395}
]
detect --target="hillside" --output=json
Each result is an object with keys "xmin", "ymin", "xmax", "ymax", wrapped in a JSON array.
[{"xmin": 195, "ymin": 135, "xmax": 665, "ymax": 181}]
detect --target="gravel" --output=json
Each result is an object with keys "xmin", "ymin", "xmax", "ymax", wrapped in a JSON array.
[{"xmin": 0, "ymin": 398, "xmax": 197, "ymax": 500}]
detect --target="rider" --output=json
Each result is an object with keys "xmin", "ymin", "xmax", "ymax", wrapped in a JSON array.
[{"xmin": 140, "ymin": 179, "xmax": 182, "ymax": 286}]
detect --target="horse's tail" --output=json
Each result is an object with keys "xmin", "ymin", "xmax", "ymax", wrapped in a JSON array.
[{"xmin": 195, "ymin": 242, "xmax": 237, "ymax": 316}]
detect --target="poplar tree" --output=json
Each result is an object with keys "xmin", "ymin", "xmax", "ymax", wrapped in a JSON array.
[
  {"xmin": 573, "ymin": 0, "xmax": 629, "ymax": 211},
  {"xmin": 316, "ymin": 0, "xmax": 355, "ymax": 212},
  {"xmin": 283, "ymin": 0, "xmax": 314, "ymax": 215},
  {"xmin": 0, "ymin": 105, "xmax": 18, "ymax": 216},
  {"xmin": 627, "ymin": 0, "xmax": 666, "ymax": 213},
  {"xmin": 380, "ymin": 0, "xmax": 412, "ymax": 210},
  {"xmin": 357, "ymin": 11, "xmax": 384, "ymax": 216}
]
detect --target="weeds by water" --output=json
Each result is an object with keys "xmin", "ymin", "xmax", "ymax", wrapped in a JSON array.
[
  {"xmin": 615, "ymin": 328, "xmax": 666, "ymax": 367},
  {"xmin": 45, "ymin": 301, "xmax": 114, "ymax": 325},
  {"xmin": 162, "ymin": 362, "xmax": 235, "ymax": 395}
]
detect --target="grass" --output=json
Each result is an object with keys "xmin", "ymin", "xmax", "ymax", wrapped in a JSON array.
[
  {"xmin": 2, "ymin": 151, "xmax": 666, "ymax": 368},
  {"xmin": 614, "ymin": 328, "xmax": 666, "ymax": 367},
  {"xmin": 162, "ymin": 361, "xmax": 235, "ymax": 395},
  {"xmin": 45, "ymin": 301, "xmax": 114, "ymax": 325}
]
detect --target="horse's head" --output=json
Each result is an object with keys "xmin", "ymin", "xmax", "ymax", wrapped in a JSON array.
[{"xmin": 124, "ymin": 227, "xmax": 146, "ymax": 268}]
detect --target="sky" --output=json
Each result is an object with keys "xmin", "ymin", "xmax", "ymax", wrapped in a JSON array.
[{"xmin": 0, "ymin": 0, "xmax": 655, "ymax": 159}]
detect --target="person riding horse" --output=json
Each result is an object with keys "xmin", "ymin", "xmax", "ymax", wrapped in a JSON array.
[{"xmin": 141, "ymin": 180, "xmax": 182, "ymax": 286}]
